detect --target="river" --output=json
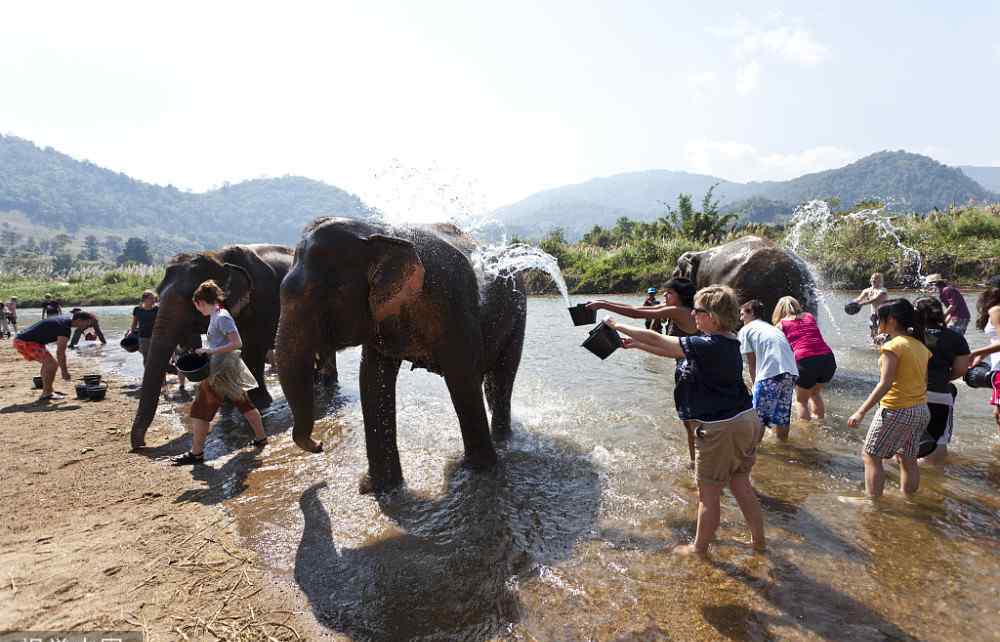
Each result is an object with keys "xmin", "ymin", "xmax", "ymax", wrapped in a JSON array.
[{"xmin": 31, "ymin": 291, "xmax": 999, "ymax": 641}]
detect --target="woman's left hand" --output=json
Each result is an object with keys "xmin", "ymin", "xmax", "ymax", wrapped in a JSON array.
[
  {"xmin": 847, "ymin": 411, "xmax": 864, "ymax": 428},
  {"xmin": 195, "ymin": 347, "xmax": 212, "ymax": 355}
]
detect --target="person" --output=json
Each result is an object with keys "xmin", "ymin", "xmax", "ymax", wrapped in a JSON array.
[
  {"xmin": 5, "ymin": 296, "xmax": 17, "ymax": 334},
  {"xmin": 773, "ymin": 296, "xmax": 837, "ymax": 421},
  {"xmin": 69, "ymin": 314, "xmax": 107, "ymax": 348},
  {"xmin": 588, "ymin": 278, "xmax": 700, "ymax": 463},
  {"xmin": 847, "ymin": 299, "xmax": 931, "ymax": 498},
  {"xmin": 926, "ymin": 274, "xmax": 971, "ymax": 335},
  {"xmin": 0, "ymin": 299, "xmax": 8, "ymax": 338},
  {"xmin": 973, "ymin": 276, "xmax": 1000, "ymax": 435},
  {"xmin": 606, "ymin": 285, "xmax": 764, "ymax": 557},
  {"xmin": 913, "ymin": 297, "xmax": 969, "ymax": 464},
  {"xmin": 130, "ymin": 290, "xmax": 159, "ymax": 365},
  {"xmin": 853, "ymin": 273, "xmax": 889, "ymax": 345},
  {"xmin": 641, "ymin": 288, "xmax": 663, "ymax": 333},
  {"xmin": 172, "ymin": 280, "xmax": 267, "ymax": 465},
  {"xmin": 13, "ymin": 311, "xmax": 101, "ymax": 402},
  {"xmin": 41, "ymin": 293, "xmax": 62, "ymax": 319},
  {"xmin": 738, "ymin": 299, "xmax": 799, "ymax": 441}
]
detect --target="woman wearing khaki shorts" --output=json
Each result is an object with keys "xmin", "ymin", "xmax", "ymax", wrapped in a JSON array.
[{"xmin": 606, "ymin": 285, "xmax": 765, "ymax": 557}]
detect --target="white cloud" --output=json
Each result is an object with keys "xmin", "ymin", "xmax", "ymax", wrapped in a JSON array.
[
  {"xmin": 735, "ymin": 61, "xmax": 761, "ymax": 95},
  {"xmin": 993, "ymin": 43, "xmax": 1000, "ymax": 62},
  {"xmin": 685, "ymin": 70, "xmax": 721, "ymax": 100},
  {"xmin": 683, "ymin": 141, "xmax": 858, "ymax": 182},
  {"xmin": 714, "ymin": 16, "xmax": 830, "ymax": 67}
]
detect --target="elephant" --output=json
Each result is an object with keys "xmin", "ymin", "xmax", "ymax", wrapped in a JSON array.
[
  {"xmin": 129, "ymin": 244, "xmax": 310, "ymax": 450},
  {"xmin": 276, "ymin": 217, "xmax": 527, "ymax": 494},
  {"xmin": 672, "ymin": 235, "xmax": 818, "ymax": 322}
]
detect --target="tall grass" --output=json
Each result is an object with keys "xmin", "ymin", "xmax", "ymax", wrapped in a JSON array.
[{"xmin": 0, "ymin": 263, "xmax": 165, "ymax": 307}]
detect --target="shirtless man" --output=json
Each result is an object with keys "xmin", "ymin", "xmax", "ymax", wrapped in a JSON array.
[{"xmin": 854, "ymin": 272, "xmax": 889, "ymax": 345}]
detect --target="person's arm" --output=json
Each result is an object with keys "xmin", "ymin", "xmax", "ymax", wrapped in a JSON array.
[
  {"xmin": 56, "ymin": 336, "xmax": 71, "ymax": 380},
  {"xmin": 69, "ymin": 327, "xmax": 82, "ymax": 348},
  {"xmin": 969, "ymin": 342, "xmax": 1000, "ymax": 366},
  {"xmin": 586, "ymin": 300, "xmax": 669, "ymax": 320},
  {"xmin": 93, "ymin": 322, "xmax": 106, "ymax": 345},
  {"xmin": 607, "ymin": 319, "xmax": 685, "ymax": 359},
  {"xmin": 854, "ymin": 288, "xmax": 872, "ymax": 305},
  {"xmin": 130, "ymin": 314, "xmax": 139, "ymax": 334},
  {"xmin": 197, "ymin": 330, "xmax": 242, "ymax": 355},
  {"xmin": 744, "ymin": 352, "xmax": 757, "ymax": 384},
  {"xmin": 949, "ymin": 355, "xmax": 971, "ymax": 381},
  {"xmin": 847, "ymin": 351, "xmax": 898, "ymax": 427}
]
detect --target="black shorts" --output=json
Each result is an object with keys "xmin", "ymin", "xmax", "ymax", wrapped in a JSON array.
[{"xmin": 796, "ymin": 353, "xmax": 837, "ymax": 390}]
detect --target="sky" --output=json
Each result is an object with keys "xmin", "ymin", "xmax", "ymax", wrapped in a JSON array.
[{"xmin": 3, "ymin": 1, "xmax": 999, "ymax": 212}]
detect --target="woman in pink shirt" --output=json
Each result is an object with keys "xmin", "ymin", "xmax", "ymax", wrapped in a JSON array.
[{"xmin": 773, "ymin": 296, "xmax": 837, "ymax": 421}]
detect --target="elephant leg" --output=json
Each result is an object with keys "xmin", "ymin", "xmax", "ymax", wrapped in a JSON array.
[
  {"xmin": 485, "ymin": 325, "xmax": 525, "ymax": 441},
  {"xmin": 444, "ymin": 368, "xmax": 498, "ymax": 470},
  {"xmin": 359, "ymin": 344, "xmax": 404, "ymax": 494},
  {"xmin": 242, "ymin": 345, "xmax": 272, "ymax": 409}
]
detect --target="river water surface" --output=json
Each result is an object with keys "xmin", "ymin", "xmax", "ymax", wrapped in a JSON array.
[{"xmin": 52, "ymin": 292, "xmax": 1000, "ymax": 641}]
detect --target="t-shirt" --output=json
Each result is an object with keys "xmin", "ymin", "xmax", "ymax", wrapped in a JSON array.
[
  {"xmin": 42, "ymin": 300, "xmax": 62, "ymax": 317},
  {"xmin": 939, "ymin": 286, "xmax": 970, "ymax": 320},
  {"xmin": 880, "ymin": 335, "xmax": 931, "ymax": 409},
  {"xmin": 924, "ymin": 327, "xmax": 970, "ymax": 394},
  {"xmin": 739, "ymin": 319, "xmax": 799, "ymax": 381},
  {"xmin": 206, "ymin": 308, "xmax": 239, "ymax": 350},
  {"xmin": 778, "ymin": 313, "xmax": 832, "ymax": 361},
  {"xmin": 674, "ymin": 334, "xmax": 753, "ymax": 423},
  {"xmin": 17, "ymin": 316, "xmax": 72, "ymax": 345},
  {"xmin": 132, "ymin": 305, "xmax": 159, "ymax": 338}
]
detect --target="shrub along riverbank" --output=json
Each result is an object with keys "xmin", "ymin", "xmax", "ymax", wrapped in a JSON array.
[
  {"xmin": 523, "ymin": 199, "xmax": 1000, "ymax": 295},
  {"xmin": 0, "ymin": 265, "xmax": 164, "ymax": 307}
]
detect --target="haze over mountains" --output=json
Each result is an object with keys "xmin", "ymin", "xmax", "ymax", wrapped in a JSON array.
[{"xmin": 1, "ymin": 134, "xmax": 997, "ymax": 254}]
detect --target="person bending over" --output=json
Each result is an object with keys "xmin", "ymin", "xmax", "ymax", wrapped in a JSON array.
[
  {"xmin": 172, "ymin": 280, "xmax": 267, "ymax": 465},
  {"xmin": 607, "ymin": 285, "xmax": 765, "ymax": 557},
  {"xmin": 13, "ymin": 311, "xmax": 100, "ymax": 402}
]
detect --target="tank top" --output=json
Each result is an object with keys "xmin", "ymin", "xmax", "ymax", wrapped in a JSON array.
[
  {"xmin": 986, "ymin": 318, "xmax": 1000, "ymax": 369},
  {"xmin": 778, "ymin": 313, "xmax": 833, "ymax": 361}
]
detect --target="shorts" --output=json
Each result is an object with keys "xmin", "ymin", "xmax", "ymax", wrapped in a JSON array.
[
  {"xmin": 795, "ymin": 353, "xmax": 836, "ymax": 390},
  {"xmin": 864, "ymin": 403, "xmax": 930, "ymax": 459},
  {"xmin": 947, "ymin": 318, "xmax": 969, "ymax": 335},
  {"xmin": 752, "ymin": 373, "xmax": 797, "ymax": 428},
  {"xmin": 13, "ymin": 338, "xmax": 48, "ymax": 362},
  {"xmin": 917, "ymin": 387, "xmax": 957, "ymax": 458},
  {"xmin": 139, "ymin": 337, "xmax": 152, "ymax": 359},
  {"xmin": 190, "ymin": 380, "xmax": 255, "ymax": 422},
  {"xmin": 6, "ymin": 314, "xmax": 16, "ymax": 324},
  {"xmin": 991, "ymin": 371, "xmax": 1000, "ymax": 407},
  {"xmin": 692, "ymin": 409, "xmax": 762, "ymax": 485}
]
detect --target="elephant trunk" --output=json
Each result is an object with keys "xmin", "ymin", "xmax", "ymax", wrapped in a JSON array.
[
  {"xmin": 129, "ymin": 294, "xmax": 188, "ymax": 449},
  {"xmin": 276, "ymin": 287, "xmax": 322, "ymax": 453}
]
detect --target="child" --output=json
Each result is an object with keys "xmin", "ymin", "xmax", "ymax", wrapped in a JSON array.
[
  {"xmin": 847, "ymin": 299, "xmax": 931, "ymax": 498},
  {"xmin": 738, "ymin": 299, "xmax": 799, "ymax": 441},
  {"xmin": 608, "ymin": 285, "xmax": 765, "ymax": 557}
]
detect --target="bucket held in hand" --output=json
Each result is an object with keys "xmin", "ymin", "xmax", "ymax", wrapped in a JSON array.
[
  {"xmin": 569, "ymin": 303, "xmax": 597, "ymax": 326},
  {"xmin": 176, "ymin": 352, "xmax": 211, "ymax": 382},
  {"xmin": 844, "ymin": 301, "xmax": 862, "ymax": 315},
  {"xmin": 964, "ymin": 362, "xmax": 995, "ymax": 389},
  {"xmin": 581, "ymin": 321, "xmax": 622, "ymax": 360}
]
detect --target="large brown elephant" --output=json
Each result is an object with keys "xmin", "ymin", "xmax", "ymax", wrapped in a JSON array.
[
  {"xmin": 129, "ymin": 244, "xmax": 304, "ymax": 450},
  {"xmin": 276, "ymin": 218, "xmax": 527, "ymax": 494},
  {"xmin": 673, "ymin": 236, "xmax": 817, "ymax": 321}
]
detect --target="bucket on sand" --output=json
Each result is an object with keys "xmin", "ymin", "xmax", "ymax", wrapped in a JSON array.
[
  {"xmin": 86, "ymin": 383, "xmax": 108, "ymax": 401},
  {"xmin": 176, "ymin": 352, "xmax": 211, "ymax": 382},
  {"xmin": 32, "ymin": 375, "xmax": 43, "ymax": 389},
  {"xmin": 568, "ymin": 303, "xmax": 597, "ymax": 326},
  {"xmin": 82, "ymin": 374, "xmax": 102, "ymax": 386},
  {"xmin": 581, "ymin": 321, "xmax": 622, "ymax": 360},
  {"xmin": 75, "ymin": 383, "xmax": 90, "ymax": 399},
  {"xmin": 844, "ymin": 301, "xmax": 862, "ymax": 315}
]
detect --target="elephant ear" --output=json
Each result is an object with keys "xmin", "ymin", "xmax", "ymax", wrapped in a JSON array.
[
  {"xmin": 366, "ymin": 234, "xmax": 425, "ymax": 322},
  {"xmin": 675, "ymin": 251, "xmax": 701, "ymax": 282},
  {"xmin": 223, "ymin": 263, "xmax": 254, "ymax": 317}
]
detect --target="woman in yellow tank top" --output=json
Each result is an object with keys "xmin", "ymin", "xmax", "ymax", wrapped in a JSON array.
[{"xmin": 847, "ymin": 299, "xmax": 931, "ymax": 498}]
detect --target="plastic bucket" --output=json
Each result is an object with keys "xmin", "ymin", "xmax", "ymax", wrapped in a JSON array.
[
  {"xmin": 32, "ymin": 376, "xmax": 43, "ymax": 389},
  {"xmin": 75, "ymin": 383, "xmax": 90, "ymax": 400},
  {"xmin": 83, "ymin": 374, "xmax": 102, "ymax": 386},
  {"xmin": 120, "ymin": 334, "xmax": 140, "ymax": 353},
  {"xmin": 86, "ymin": 383, "xmax": 108, "ymax": 401},
  {"xmin": 964, "ymin": 363, "xmax": 995, "ymax": 389},
  {"xmin": 568, "ymin": 303, "xmax": 597, "ymax": 326},
  {"xmin": 844, "ymin": 301, "xmax": 862, "ymax": 316},
  {"xmin": 176, "ymin": 352, "xmax": 211, "ymax": 382},
  {"xmin": 581, "ymin": 321, "xmax": 622, "ymax": 360}
]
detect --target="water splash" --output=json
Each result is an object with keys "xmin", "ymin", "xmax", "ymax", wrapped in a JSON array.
[{"xmin": 472, "ymin": 243, "xmax": 571, "ymax": 306}]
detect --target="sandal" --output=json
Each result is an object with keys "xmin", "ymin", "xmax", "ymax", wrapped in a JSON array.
[
  {"xmin": 36, "ymin": 394, "xmax": 54, "ymax": 403},
  {"xmin": 171, "ymin": 451, "xmax": 204, "ymax": 466},
  {"xmin": 251, "ymin": 438, "xmax": 268, "ymax": 449}
]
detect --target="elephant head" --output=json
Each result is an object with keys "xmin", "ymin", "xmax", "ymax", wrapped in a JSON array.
[
  {"xmin": 672, "ymin": 249, "xmax": 704, "ymax": 283},
  {"xmin": 276, "ymin": 218, "xmax": 425, "ymax": 453},
  {"xmin": 129, "ymin": 252, "xmax": 255, "ymax": 449}
]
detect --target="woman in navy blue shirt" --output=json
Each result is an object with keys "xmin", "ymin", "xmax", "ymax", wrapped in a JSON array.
[{"xmin": 606, "ymin": 285, "xmax": 765, "ymax": 557}]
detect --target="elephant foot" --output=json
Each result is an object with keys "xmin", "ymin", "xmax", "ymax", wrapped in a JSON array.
[
  {"xmin": 294, "ymin": 437, "xmax": 324, "ymax": 453},
  {"xmin": 491, "ymin": 423, "xmax": 513, "ymax": 442},
  {"xmin": 358, "ymin": 471, "xmax": 403, "ymax": 495},
  {"xmin": 248, "ymin": 388, "xmax": 273, "ymax": 409},
  {"xmin": 462, "ymin": 447, "xmax": 498, "ymax": 471}
]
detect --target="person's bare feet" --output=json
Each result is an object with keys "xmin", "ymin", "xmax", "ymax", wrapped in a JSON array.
[{"xmin": 673, "ymin": 543, "xmax": 708, "ymax": 558}]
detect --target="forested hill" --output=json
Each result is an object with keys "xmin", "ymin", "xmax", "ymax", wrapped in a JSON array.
[
  {"xmin": 0, "ymin": 135, "xmax": 371, "ymax": 250},
  {"xmin": 496, "ymin": 150, "xmax": 998, "ymax": 238}
]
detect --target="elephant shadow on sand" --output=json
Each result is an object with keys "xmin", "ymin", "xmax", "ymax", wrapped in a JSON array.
[{"xmin": 294, "ymin": 431, "xmax": 602, "ymax": 641}]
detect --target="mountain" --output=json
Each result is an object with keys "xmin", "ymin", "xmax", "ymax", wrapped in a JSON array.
[
  {"xmin": 497, "ymin": 151, "xmax": 998, "ymax": 238},
  {"xmin": 0, "ymin": 135, "xmax": 371, "ymax": 255},
  {"xmin": 960, "ymin": 165, "xmax": 1000, "ymax": 193}
]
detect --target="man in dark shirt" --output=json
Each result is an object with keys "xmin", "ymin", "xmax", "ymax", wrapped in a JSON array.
[
  {"xmin": 41, "ymin": 294, "xmax": 62, "ymax": 319},
  {"xmin": 927, "ymin": 274, "xmax": 971, "ymax": 335},
  {"xmin": 129, "ymin": 290, "xmax": 159, "ymax": 364},
  {"xmin": 14, "ymin": 311, "xmax": 100, "ymax": 401},
  {"xmin": 642, "ymin": 288, "xmax": 663, "ymax": 333}
]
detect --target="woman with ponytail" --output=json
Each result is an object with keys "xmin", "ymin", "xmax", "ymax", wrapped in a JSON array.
[
  {"xmin": 974, "ymin": 276, "xmax": 1000, "ymax": 434},
  {"xmin": 847, "ymin": 299, "xmax": 931, "ymax": 498}
]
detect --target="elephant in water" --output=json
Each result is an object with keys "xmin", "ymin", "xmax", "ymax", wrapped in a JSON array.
[
  {"xmin": 276, "ymin": 218, "xmax": 527, "ymax": 494},
  {"xmin": 673, "ymin": 235, "xmax": 817, "ymax": 322},
  {"xmin": 129, "ymin": 244, "xmax": 332, "ymax": 450}
]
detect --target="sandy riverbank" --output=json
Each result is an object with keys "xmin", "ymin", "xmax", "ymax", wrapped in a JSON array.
[{"xmin": 0, "ymin": 343, "xmax": 332, "ymax": 641}]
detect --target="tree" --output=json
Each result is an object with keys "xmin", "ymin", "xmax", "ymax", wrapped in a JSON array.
[
  {"xmin": 53, "ymin": 252, "xmax": 76, "ymax": 274},
  {"xmin": 1, "ymin": 229, "xmax": 20, "ymax": 249},
  {"xmin": 51, "ymin": 233, "xmax": 73, "ymax": 255},
  {"xmin": 102, "ymin": 235, "xmax": 123, "ymax": 258},
  {"xmin": 665, "ymin": 184, "xmax": 738, "ymax": 243},
  {"xmin": 82, "ymin": 235, "xmax": 100, "ymax": 261},
  {"xmin": 117, "ymin": 237, "xmax": 153, "ymax": 265}
]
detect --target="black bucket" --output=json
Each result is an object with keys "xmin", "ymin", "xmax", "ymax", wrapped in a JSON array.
[
  {"xmin": 82, "ymin": 373, "xmax": 102, "ymax": 386},
  {"xmin": 581, "ymin": 321, "xmax": 622, "ymax": 360},
  {"xmin": 86, "ymin": 383, "xmax": 108, "ymax": 401},
  {"xmin": 964, "ymin": 362, "xmax": 995, "ymax": 389},
  {"xmin": 176, "ymin": 352, "xmax": 211, "ymax": 382},
  {"xmin": 32, "ymin": 375, "xmax": 43, "ymax": 389},
  {"xmin": 75, "ymin": 383, "xmax": 90, "ymax": 400},
  {"xmin": 844, "ymin": 301, "xmax": 862, "ymax": 315},
  {"xmin": 568, "ymin": 303, "xmax": 597, "ymax": 326},
  {"xmin": 120, "ymin": 334, "xmax": 140, "ymax": 353}
]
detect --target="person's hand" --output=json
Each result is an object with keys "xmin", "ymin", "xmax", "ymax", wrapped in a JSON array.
[
  {"xmin": 971, "ymin": 355, "xmax": 983, "ymax": 367},
  {"xmin": 605, "ymin": 317, "xmax": 618, "ymax": 329},
  {"xmin": 621, "ymin": 336, "xmax": 638, "ymax": 349},
  {"xmin": 847, "ymin": 411, "xmax": 864, "ymax": 428},
  {"xmin": 195, "ymin": 347, "xmax": 212, "ymax": 355}
]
